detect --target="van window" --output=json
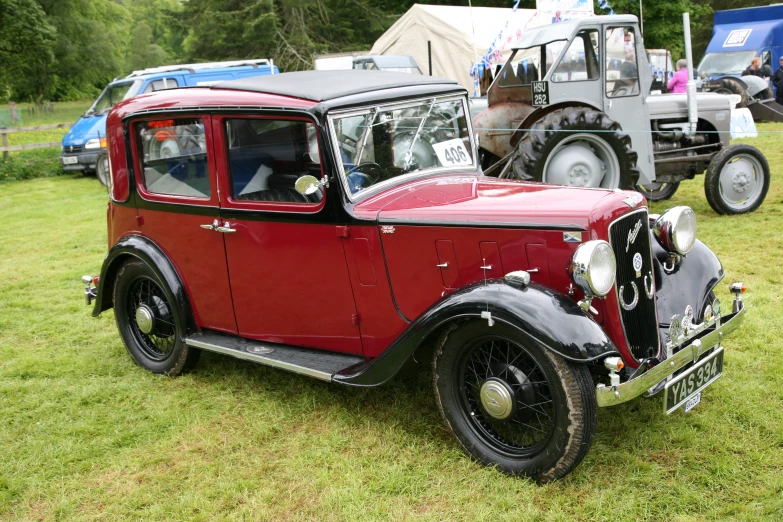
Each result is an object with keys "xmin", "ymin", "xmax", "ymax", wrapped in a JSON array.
[
  {"xmin": 89, "ymin": 80, "xmax": 142, "ymax": 113},
  {"xmin": 142, "ymin": 78, "xmax": 180, "ymax": 94},
  {"xmin": 137, "ymin": 118, "xmax": 210, "ymax": 198},
  {"xmin": 225, "ymin": 118, "xmax": 322, "ymax": 203}
]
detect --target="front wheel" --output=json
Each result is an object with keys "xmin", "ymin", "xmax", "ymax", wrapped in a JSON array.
[
  {"xmin": 96, "ymin": 153, "xmax": 109, "ymax": 188},
  {"xmin": 636, "ymin": 181, "xmax": 680, "ymax": 202},
  {"xmin": 704, "ymin": 144, "xmax": 769, "ymax": 215},
  {"xmin": 433, "ymin": 321, "xmax": 597, "ymax": 483},
  {"xmin": 113, "ymin": 260, "xmax": 200, "ymax": 375}
]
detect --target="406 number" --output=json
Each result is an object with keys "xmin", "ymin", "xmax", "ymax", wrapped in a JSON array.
[{"xmin": 443, "ymin": 145, "xmax": 468, "ymax": 164}]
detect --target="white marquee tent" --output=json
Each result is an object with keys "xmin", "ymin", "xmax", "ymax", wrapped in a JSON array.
[{"xmin": 370, "ymin": 4, "xmax": 544, "ymax": 92}]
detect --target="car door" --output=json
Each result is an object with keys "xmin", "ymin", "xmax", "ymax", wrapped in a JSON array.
[
  {"xmin": 132, "ymin": 114, "xmax": 238, "ymax": 334},
  {"xmin": 212, "ymin": 114, "xmax": 363, "ymax": 355}
]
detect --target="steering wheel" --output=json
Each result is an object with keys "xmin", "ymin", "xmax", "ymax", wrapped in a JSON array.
[{"xmin": 346, "ymin": 162, "xmax": 386, "ymax": 193}]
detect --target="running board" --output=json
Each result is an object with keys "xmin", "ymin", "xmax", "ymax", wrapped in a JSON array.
[{"xmin": 185, "ymin": 330, "xmax": 365, "ymax": 382}]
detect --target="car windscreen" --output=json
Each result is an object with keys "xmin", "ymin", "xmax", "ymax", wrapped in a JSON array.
[
  {"xmin": 698, "ymin": 51, "xmax": 757, "ymax": 76},
  {"xmin": 87, "ymin": 80, "xmax": 143, "ymax": 114},
  {"xmin": 331, "ymin": 97, "xmax": 474, "ymax": 197}
]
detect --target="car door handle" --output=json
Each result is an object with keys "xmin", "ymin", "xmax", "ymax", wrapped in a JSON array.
[
  {"xmin": 200, "ymin": 219, "xmax": 219, "ymax": 231},
  {"xmin": 216, "ymin": 221, "xmax": 236, "ymax": 234}
]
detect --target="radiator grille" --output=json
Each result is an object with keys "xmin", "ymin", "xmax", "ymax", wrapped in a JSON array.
[{"xmin": 608, "ymin": 209, "xmax": 660, "ymax": 361}]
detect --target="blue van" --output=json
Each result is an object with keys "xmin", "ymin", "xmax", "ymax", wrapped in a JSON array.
[{"xmin": 61, "ymin": 59, "xmax": 278, "ymax": 184}]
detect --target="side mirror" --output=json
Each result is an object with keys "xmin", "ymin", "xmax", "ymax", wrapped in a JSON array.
[{"xmin": 295, "ymin": 175, "xmax": 323, "ymax": 195}]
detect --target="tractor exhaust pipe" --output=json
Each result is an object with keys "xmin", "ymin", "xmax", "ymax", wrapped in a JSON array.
[{"xmin": 683, "ymin": 12, "xmax": 698, "ymax": 138}]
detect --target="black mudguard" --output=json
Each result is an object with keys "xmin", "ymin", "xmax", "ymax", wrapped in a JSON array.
[
  {"xmin": 334, "ymin": 279, "xmax": 619, "ymax": 387},
  {"xmin": 651, "ymin": 234, "xmax": 724, "ymax": 326},
  {"xmin": 91, "ymin": 235, "xmax": 195, "ymax": 334}
]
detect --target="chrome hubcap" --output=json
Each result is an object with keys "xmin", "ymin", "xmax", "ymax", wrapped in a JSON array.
[
  {"xmin": 135, "ymin": 305, "xmax": 155, "ymax": 335},
  {"xmin": 480, "ymin": 378, "xmax": 516, "ymax": 420}
]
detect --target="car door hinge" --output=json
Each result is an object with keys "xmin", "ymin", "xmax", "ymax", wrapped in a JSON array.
[
  {"xmin": 352, "ymin": 313, "xmax": 360, "ymax": 326},
  {"xmin": 336, "ymin": 225, "xmax": 350, "ymax": 238},
  {"xmin": 136, "ymin": 214, "xmax": 144, "ymax": 226}
]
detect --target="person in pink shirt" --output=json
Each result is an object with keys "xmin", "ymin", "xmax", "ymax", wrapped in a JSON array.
[{"xmin": 667, "ymin": 59, "xmax": 689, "ymax": 93}]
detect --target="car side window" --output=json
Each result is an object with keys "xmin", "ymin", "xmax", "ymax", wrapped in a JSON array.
[
  {"xmin": 142, "ymin": 78, "xmax": 179, "ymax": 94},
  {"xmin": 225, "ymin": 118, "xmax": 323, "ymax": 203},
  {"xmin": 137, "ymin": 118, "xmax": 210, "ymax": 198},
  {"xmin": 606, "ymin": 27, "xmax": 640, "ymax": 97},
  {"xmin": 552, "ymin": 30, "xmax": 600, "ymax": 82}
]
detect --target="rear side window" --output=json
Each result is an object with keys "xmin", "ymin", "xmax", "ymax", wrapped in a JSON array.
[
  {"xmin": 224, "ymin": 118, "xmax": 322, "ymax": 203},
  {"xmin": 142, "ymin": 78, "xmax": 180, "ymax": 93},
  {"xmin": 137, "ymin": 118, "xmax": 210, "ymax": 198}
]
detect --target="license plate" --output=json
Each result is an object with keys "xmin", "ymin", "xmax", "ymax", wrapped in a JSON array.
[
  {"xmin": 664, "ymin": 346, "xmax": 723, "ymax": 414},
  {"xmin": 62, "ymin": 156, "xmax": 78, "ymax": 165}
]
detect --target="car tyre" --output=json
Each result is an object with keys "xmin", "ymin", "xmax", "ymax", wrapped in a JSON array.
[
  {"xmin": 704, "ymin": 144, "xmax": 769, "ymax": 215},
  {"xmin": 113, "ymin": 260, "xmax": 200, "ymax": 375},
  {"xmin": 433, "ymin": 320, "xmax": 596, "ymax": 483},
  {"xmin": 513, "ymin": 107, "xmax": 640, "ymax": 190}
]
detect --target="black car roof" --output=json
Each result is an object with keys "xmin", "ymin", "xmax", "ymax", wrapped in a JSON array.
[{"xmin": 211, "ymin": 70, "xmax": 463, "ymax": 103}]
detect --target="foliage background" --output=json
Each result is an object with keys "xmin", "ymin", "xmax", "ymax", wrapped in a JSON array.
[{"xmin": 0, "ymin": 0, "xmax": 776, "ymax": 103}]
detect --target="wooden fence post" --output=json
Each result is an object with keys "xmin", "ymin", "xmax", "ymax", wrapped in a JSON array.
[
  {"xmin": 8, "ymin": 102, "xmax": 18, "ymax": 126},
  {"xmin": 2, "ymin": 133, "xmax": 8, "ymax": 160}
]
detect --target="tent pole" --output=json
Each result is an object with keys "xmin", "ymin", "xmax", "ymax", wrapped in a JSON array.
[{"xmin": 428, "ymin": 41, "xmax": 432, "ymax": 75}]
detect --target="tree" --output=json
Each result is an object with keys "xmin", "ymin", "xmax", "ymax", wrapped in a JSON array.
[
  {"xmin": 595, "ymin": 0, "xmax": 712, "ymax": 61},
  {"xmin": 0, "ymin": 0, "xmax": 56, "ymax": 100}
]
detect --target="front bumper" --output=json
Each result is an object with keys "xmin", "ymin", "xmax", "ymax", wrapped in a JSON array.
[
  {"xmin": 596, "ymin": 296, "xmax": 745, "ymax": 408},
  {"xmin": 60, "ymin": 149, "xmax": 101, "ymax": 171}
]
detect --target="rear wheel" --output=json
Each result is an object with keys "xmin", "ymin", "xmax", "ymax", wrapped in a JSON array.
[
  {"xmin": 636, "ymin": 181, "xmax": 679, "ymax": 201},
  {"xmin": 113, "ymin": 260, "xmax": 200, "ymax": 375},
  {"xmin": 433, "ymin": 321, "xmax": 596, "ymax": 483},
  {"xmin": 716, "ymin": 77, "xmax": 749, "ymax": 108},
  {"xmin": 704, "ymin": 144, "xmax": 769, "ymax": 215},
  {"xmin": 512, "ymin": 108, "xmax": 640, "ymax": 189}
]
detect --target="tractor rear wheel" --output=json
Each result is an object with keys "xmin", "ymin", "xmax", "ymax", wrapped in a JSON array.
[{"xmin": 511, "ymin": 108, "xmax": 640, "ymax": 190}]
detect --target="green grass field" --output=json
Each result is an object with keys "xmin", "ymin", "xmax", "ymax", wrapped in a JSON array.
[{"xmin": 1, "ymin": 127, "xmax": 782, "ymax": 521}]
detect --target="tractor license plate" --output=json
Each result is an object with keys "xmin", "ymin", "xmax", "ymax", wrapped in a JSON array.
[
  {"xmin": 664, "ymin": 347, "xmax": 723, "ymax": 414},
  {"xmin": 62, "ymin": 156, "xmax": 78, "ymax": 165},
  {"xmin": 532, "ymin": 81, "xmax": 549, "ymax": 106}
]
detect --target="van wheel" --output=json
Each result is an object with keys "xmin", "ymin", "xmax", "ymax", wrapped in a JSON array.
[
  {"xmin": 113, "ymin": 260, "xmax": 200, "ymax": 375},
  {"xmin": 513, "ymin": 108, "xmax": 640, "ymax": 190},
  {"xmin": 704, "ymin": 144, "xmax": 769, "ymax": 215},
  {"xmin": 96, "ymin": 153, "xmax": 109, "ymax": 188},
  {"xmin": 433, "ymin": 320, "xmax": 596, "ymax": 483}
]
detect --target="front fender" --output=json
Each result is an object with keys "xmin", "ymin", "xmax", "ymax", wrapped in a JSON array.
[
  {"xmin": 91, "ymin": 235, "xmax": 195, "ymax": 334},
  {"xmin": 334, "ymin": 280, "xmax": 618, "ymax": 387},
  {"xmin": 652, "ymin": 234, "xmax": 724, "ymax": 325}
]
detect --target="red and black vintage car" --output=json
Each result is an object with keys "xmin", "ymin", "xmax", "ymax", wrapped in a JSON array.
[{"xmin": 83, "ymin": 71, "xmax": 746, "ymax": 482}]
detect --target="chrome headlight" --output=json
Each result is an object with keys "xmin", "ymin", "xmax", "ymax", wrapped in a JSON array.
[
  {"xmin": 84, "ymin": 138, "xmax": 101, "ymax": 150},
  {"xmin": 653, "ymin": 206, "xmax": 696, "ymax": 255},
  {"xmin": 568, "ymin": 240, "xmax": 617, "ymax": 297}
]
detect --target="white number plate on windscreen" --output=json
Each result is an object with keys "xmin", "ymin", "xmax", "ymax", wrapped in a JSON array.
[{"xmin": 432, "ymin": 138, "xmax": 471, "ymax": 166}]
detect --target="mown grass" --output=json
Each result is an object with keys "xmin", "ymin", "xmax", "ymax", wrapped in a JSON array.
[{"xmin": 0, "ymin": 127, "xmax": 782, "ymax": 521}]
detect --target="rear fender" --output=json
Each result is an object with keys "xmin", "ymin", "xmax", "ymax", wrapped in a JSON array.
[
  {"xmin": 92, "ymin": 234, "xmax": 195, "ymax": 335},
  {"xmin": 334, "ymin": 280, "xmax": 619, "ymax": 387}
]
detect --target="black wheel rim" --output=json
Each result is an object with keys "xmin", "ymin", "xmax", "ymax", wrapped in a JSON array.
[
  {"xmin": 126, "ymin": 277, "xmax": 177, "ymax": 361},
  {"xmin": 457, "ymin": 336, "xmax": 557, "ymax": 458}
]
